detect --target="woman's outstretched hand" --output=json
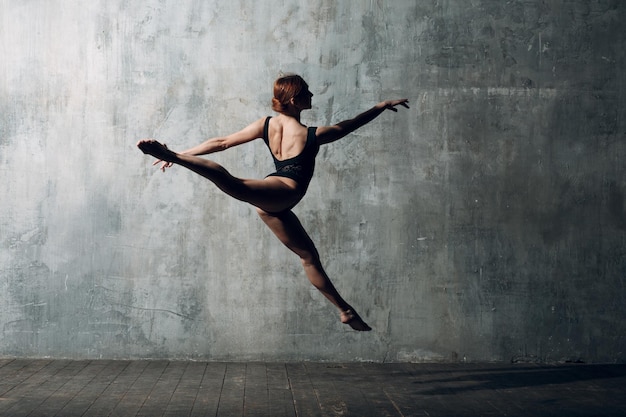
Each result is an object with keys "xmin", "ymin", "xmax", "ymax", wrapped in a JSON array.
[
  {"xmin": 137, "ymin": 139, "xmax": 175, "ymax": 172},
  {"xmin": 381, "ymin": 99, "xmax": 410, "ymax": 112}
]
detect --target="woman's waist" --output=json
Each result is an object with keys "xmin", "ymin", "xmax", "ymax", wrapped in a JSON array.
[{"xmin": 266, "ymin": 169, "xmax": 312, "ymax": 191}]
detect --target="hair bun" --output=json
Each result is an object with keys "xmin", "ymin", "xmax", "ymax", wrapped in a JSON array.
[{"xmin": 271, "ymin": 97, "xmax": 284, "ymax": 112}]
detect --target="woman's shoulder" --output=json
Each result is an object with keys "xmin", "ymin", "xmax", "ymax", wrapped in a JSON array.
[{"xmin": 270, "ymin": 115, "xmax": 310, "ymax": 133}]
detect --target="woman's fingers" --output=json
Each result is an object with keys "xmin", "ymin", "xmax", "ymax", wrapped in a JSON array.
[
  {"xmin": 151, "ymin": 159, "xmax": 172, "ymax": 171},
  {"xmin": 385, "ymin": 99, "xmax": 410, "ymax": 111}
]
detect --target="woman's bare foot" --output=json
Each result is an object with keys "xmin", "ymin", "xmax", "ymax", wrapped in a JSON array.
[
  {"xmin": 340, "ymin": 309, "xmax": 372, "ymax": 331},
  {"xmin": 137, "ymin": 139, "xmax": 177, "ymax": 162}
]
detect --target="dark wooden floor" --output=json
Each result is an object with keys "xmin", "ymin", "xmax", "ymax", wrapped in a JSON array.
[{"xmin": 0, "ymin": 359, "xmax": 625, "ymax": 416}]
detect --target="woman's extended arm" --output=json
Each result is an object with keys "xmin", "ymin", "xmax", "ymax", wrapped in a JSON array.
[
  {"xmin": 180, "ymin": 117, "xmax": 265, "ymax": 155},
  {"xmin": 150, "ymin": 117, "xmax": 265, "ymax": 171},
  {"xmin": 315, "ymin": 99, "xmax": 409, "ymax": 145}
]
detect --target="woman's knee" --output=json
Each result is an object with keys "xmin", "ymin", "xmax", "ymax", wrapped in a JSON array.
[
  {"xmin": 256, "ymin": 207, "xmax": 320, "ymax": 264},
  {"xmin": 299, "ymin": 250, "xmax": 321, "ymax": 268}
]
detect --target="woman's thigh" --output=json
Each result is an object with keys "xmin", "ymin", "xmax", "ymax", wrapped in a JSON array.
[{"xmin": 235, "ymin": 177, "xmax": 304, "ymax": 213}]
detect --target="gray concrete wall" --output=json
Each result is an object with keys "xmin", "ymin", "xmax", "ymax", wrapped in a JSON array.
[{"xmin": 1, "ymin": 0, "xmax": 624, "ymax": 362}]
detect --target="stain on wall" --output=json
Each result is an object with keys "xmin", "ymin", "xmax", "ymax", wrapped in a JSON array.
[{"xmin": 1, "ymin": 0, "xmax": 625, "ymax": 362}]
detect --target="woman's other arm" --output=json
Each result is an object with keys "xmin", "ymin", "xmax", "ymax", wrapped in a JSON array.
[
  {"xmin": 315, "ymin": 99, "xmax": 409, "ymax": 145},
  {"xmin": 151, "ymin": 117, "xmax": 266, "ymax": 171},
  {"xmin": 180, "ymin": 117, "xmax": 265, "ymax": 156}
]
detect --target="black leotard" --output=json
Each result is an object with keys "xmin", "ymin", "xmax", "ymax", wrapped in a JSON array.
[{"xmin": 263, "ymin": 116, "xmax": 319, "ymax": 193}]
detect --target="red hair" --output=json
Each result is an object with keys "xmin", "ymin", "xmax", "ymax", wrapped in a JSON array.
[{"xmin": 271, "ymin": 74, "xmax": 308, "ymax": 113}]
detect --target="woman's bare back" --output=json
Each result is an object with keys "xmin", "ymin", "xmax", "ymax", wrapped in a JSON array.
[{"xmin": 266, "ymin": 116, "xmax": 311, "ymax": 161}]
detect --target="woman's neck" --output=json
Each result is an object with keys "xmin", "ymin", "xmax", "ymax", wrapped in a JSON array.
[{"xmin": 278, "ymin": 109, "xmax": 302, "ymax": 123}]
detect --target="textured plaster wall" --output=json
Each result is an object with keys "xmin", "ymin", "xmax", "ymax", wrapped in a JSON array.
[{"xmin": 1, "ymin": 0, "xmax": 625, "ymax": 362}]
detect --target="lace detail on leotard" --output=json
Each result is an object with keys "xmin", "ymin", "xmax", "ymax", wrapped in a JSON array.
[{"xmin": 275, "ymin": 163, "xmax": 305, "ymax": 177}]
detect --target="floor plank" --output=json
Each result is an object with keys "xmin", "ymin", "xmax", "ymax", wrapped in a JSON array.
[
  {"xmin": 163, "ymin": 361, "xmax": 207, "ymax": 417},
  {"xmin": 340, "ymin": 363, "xmax": 405, "ymax": 417},
  {"xmin": 216, "ymin": 363, "xmax": 246, "ymax": 417},
  {"xmin": 190, "ymin": 362, "xmax": 226, "ymax": 417},
  {"xmin": 243, "ymin": 362, "xmax": 269, "ymax": 417},
  {"xmin": 108, "ymin": 360, "xmax": 170, "ymax": 417},
  {"xmin": 304, "ymin": 363, "xmax": 352, "ymax": 417},
  {"xmin": 135, "ymin": 361, "xmax": 188, "ymax": 417},
  {"xmin": 266, "ymin": 363, "xmax": 295, "ymax": 417},
  {"xmin": 285, "ymin": 363, "xmax": 323, "ymax": 417}
]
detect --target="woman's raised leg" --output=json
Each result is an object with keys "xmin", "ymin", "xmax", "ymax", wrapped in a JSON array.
[
  {"xmin": 256, "ymin": 208, "xmax": 371, "ymax": 331},
  {"xmin": 138, "ymin": 140, "xmax": 301, "ymax": 213}
]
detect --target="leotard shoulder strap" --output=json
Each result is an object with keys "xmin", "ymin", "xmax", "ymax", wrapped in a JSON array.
[{"xmin": 263, "ymin": 116, "xmax": 272, "ymax": 145}]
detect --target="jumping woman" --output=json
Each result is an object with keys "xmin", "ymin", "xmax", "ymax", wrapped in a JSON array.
[{"xmin": 137, "ymin": 74, "xmax": 409, "ymax": 331}]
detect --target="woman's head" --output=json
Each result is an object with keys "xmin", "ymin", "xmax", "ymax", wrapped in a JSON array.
[{"xmin": 272, "ymin": 74, "xmax": 312, "ymax": 113}]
